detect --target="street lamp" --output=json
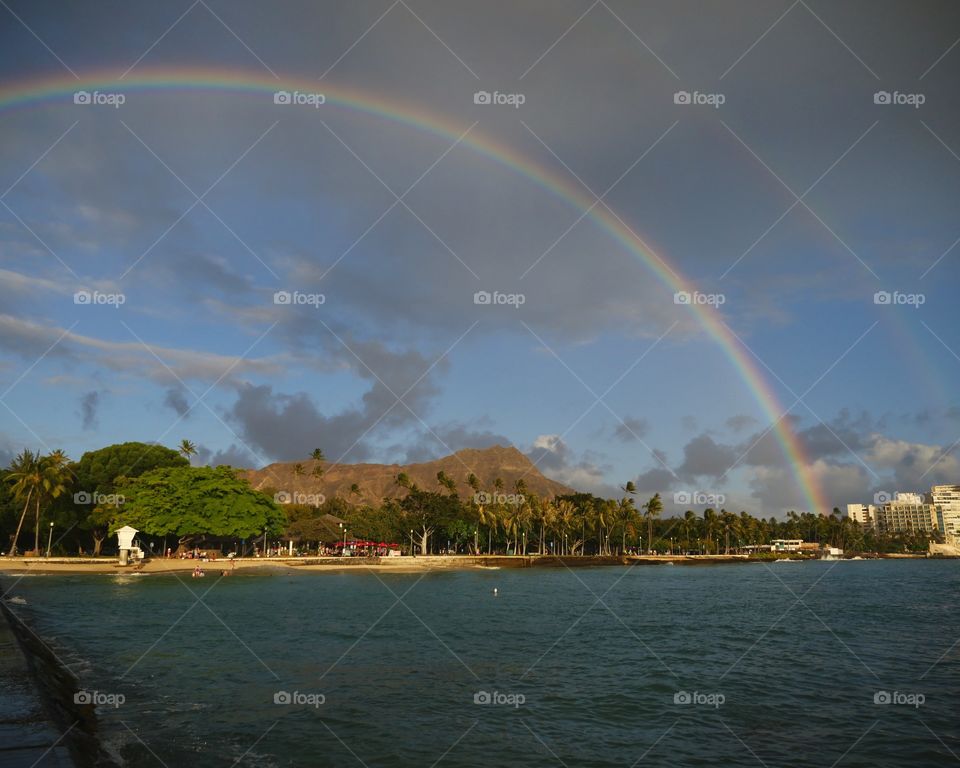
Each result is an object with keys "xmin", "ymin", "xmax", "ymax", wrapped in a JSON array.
[
  {"xmin": 409, "ymin": 529, "xmax": 414, "ymax": 557},
  {"xmin": 262, "ymin": 527, "xmax": 267, "ymax": 556},
  {"xmin": 474, "ymin": 529, "xmax": 478, "ymax": 554},
  {"xmin": 46, "ymin": 522, "xmax": 54, "ymax": 558}
]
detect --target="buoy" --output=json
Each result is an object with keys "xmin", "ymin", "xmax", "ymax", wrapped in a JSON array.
[{"xmin": 493, "ymin": 588, "xmax": 498, "ymax": 595}]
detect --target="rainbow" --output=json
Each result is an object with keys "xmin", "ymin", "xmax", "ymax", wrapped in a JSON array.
[{"xmin": 0, "ymin": 67, "xmax": 827, "ymax": 513}]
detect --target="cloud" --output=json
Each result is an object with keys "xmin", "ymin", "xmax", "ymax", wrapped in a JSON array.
[
  {"xmin": 726, "ymin": 414, "xmax": 758, "ymax": 433},
  {"xmin": 197, "ymin": 442, "xmax": 257, "ymax": 469},
  {"xmin": 613, "ymin": 416, "xmax": 648, "ymax": 442},
  {"xmin": 79, "ymin": 391, "xmax": 99, "ymax": 430},
  {"xmin": 163, "ymin": 387, "xmax": 191, "ymax": 418},
  {"xmin": 677, "ymin": 434, "xmax": 739, "ymax": 479},
  {"xmin": 0, "ymin": 314, "xmax": 282, "ymax": 384},
  {"xmin": 526, "ymin": 434, "xmax": 611, "ymax": 494},
  {"xmin": 394, "ymin": 420, "xmax": 511, "ymax": 463}
]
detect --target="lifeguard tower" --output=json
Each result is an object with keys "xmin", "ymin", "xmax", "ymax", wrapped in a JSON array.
[{"xmin": 116, "ymin": 525, "xmax": 145, "ymax": 565}]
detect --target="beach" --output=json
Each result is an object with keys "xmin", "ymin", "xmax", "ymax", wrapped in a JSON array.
[{"xmin": 1, "ymin": 551, "xmax": 928, "ymax": 577}]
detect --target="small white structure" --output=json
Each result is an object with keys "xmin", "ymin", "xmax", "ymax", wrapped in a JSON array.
[{"xmin": 115, "ymin": 525, "xmax": 144, "ymax": 565}]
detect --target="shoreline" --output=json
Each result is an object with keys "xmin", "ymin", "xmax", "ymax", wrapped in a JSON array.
[{"xmin": 0, "ymin": 552, "xmax": 946, "ymax": 576}]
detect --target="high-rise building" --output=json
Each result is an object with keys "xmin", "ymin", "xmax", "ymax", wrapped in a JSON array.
[
  {"xmin": 894, "ymin": 492, "xmax": 924, "ymax": 504},
  {"xmin": 874, "ymin": 498, "xmax": 939, "ymax": 533},
  {"xmin": 931, "ymin": 485, "xmax": 960, "ymax": 537},
  {"xmin": 845, "ymin": 504, "xmax": 875, "ymax": 525}
]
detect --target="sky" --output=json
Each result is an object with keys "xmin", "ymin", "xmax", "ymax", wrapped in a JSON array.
[{"xmin": 1, "ymin": 0, "xmax": 959, "ymax": 516}]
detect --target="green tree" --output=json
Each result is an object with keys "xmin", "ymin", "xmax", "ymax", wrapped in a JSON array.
[
  {"xmin": 178, "ymin": 439, "xmax": 198, "ymax": 464},
  {"xmin": 6, "ymin": 449, "xmax": 41, "ymax": 555},
  {"xmin": 74, "ymin": 442, "xmax": 188, "ymax": 554},
  {"xmin": 643, "ymin": 493, "xmax": 663, "ymax": 554},
  {"xmin": 117, "ymin": 465, "xmax": 285, "ymax": 550},
  {"xmin": 6, "ymin": 449, "xmax": 71, "ymax": 555}
]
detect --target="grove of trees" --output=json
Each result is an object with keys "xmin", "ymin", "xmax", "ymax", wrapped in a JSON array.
[{"xmin": 0, "ymin": 442, "xmax": 939, "ymax": 557}]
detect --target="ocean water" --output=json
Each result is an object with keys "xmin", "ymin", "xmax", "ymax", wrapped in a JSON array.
[{"xmin": 3, "ymin": 560, "xmax": 958, "ymax": 767}]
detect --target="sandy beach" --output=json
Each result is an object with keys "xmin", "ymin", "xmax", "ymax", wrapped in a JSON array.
[{"xmin": 0, "ymin": 552, "xmax": 826, "ymax": 576}]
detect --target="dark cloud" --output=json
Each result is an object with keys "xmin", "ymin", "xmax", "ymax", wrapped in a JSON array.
[
  {"xmin": 613, "ymin": 416, "xmax": 648, "ymax": 442},
  {"xmin": 677, "ymin": 434, "xmax": 739, "ymax": 479},
  {"xmin": 395, "ymin": 421, "xmax": 511, "ymax": 464},
  {"xmin": 725, "ymin": 414, "xmax": 758, "ymax": 433},
  {"xmin": 163, "ymin": 387, "xmax": 191, "ymax": 418},
  {"xmin": 197, "ymin": 443, "xmax": 257, "ymax": 469},
  {"xmin": 79, "ymin": 391, "xmax": 99, "ymax": 430}
]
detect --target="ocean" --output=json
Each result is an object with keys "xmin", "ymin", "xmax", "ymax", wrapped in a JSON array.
[{"xmin": 3, "ymin": 559, "xmax": 958, "ymax": 767}]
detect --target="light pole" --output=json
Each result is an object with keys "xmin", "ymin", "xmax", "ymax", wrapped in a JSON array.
[
  {"xmin": 474, "ymin": 529, "xmax": 478, "ymax": 554},
  {"xmin": 46, "ymin": 522, "xmax": 54, "ymax": 557},
  {"xmin": 409, "ymin": 529, "xmax": 414, "ymax": 557},
  {"xmin": 262, "ymin": 527, "xmax": 267, "ymax": 557}
]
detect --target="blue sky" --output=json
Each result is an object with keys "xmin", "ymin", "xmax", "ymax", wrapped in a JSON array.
[{"xmin": 1, "ymin": 0, "xmax": 959, "ymax": 515}]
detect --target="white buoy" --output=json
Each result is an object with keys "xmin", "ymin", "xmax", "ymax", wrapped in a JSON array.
[{"xmin": 493, "ymin": 588, "xmax": 498, "ymax": 596}]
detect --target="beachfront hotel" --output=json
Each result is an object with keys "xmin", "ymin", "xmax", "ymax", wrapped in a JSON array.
[
  {"xmin": 931, "ymin": 485, "xmax": 960, "ymax": 537},
  {"xmin": 846, "ymin": 487, "xmax": 958, "ymax": 535}
]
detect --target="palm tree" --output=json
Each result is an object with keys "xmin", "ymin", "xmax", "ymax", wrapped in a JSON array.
[
  {"xmin": 619, "ymin": 481, "xmax": 638, "ymax": 554},
  {"xmin": 311, "ymin": 448, "xmax": 325, "ymax": 462},
  {"xmin": 348, "ymin": 483, "xmax": 361, "ymax": 499},
  {"xmin": 7, "ymin": 450, "xmax": 70, "ymax": 554},
  {"xmin": 703, "ymin": 508, "xmax": 718, "ymax": 553},
  {"xmin": 178, "ymin": 439, "xmax": 197, "ymax": 464},
  {"xmin": 436, "ymin": 470, "xmax": 456, "ymax": 496},
  {"xmin": 616, "ymin": 497, "xmax": 637, "ymax": 554},
  {"xmin": 555, "ymin": 499, "xmax": 575, "ymax": 555},
  {"xmin": 682, "ymin": 509, "xmax": 697, "ymax": 552},
  {"xmin": 643, "ymin": 493, "xmax": 662, "ymax": 554},
  {"xmin": 6, "ymin": 449, "xmax": 40, "ymax": 555}
]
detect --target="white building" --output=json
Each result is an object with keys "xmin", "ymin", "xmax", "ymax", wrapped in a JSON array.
[
  {"xmin": 874, "ymin": 499, "xmax": 939, "ymax": 534},
  {"xmin": 894, "ymin": 492, "xmax": 924, "ymax": 504},
  {"xmin": 845, "ymin": 504, "xmax": 876, "ymax": 525},
  {"xmin": 932, "ymin": 485, "xmax": 960, "ymax": 537}
]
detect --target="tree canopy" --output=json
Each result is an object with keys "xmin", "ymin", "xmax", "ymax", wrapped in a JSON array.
[
  {"xmin": 75, "ymin": 441, "xmax": 188, "ymax": 496},
  {"xmin": 117, "ymin": 465, "xmax": 285, "ymax": 540}
]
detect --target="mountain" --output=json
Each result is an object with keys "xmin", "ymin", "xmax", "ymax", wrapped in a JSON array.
[{"xmin": 238, "ymin": 445, "xmax": 575, "ymax": 505}]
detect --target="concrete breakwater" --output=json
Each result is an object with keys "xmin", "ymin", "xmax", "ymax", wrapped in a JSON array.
[{"xmin": 0, "ymin": 581, "xmax": 116, "ymax": 767}]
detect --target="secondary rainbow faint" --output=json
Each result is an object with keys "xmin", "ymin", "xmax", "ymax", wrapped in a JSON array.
[{"xmin": 0, "ymin": 66, "xmax": 829, "ymax": 514}]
